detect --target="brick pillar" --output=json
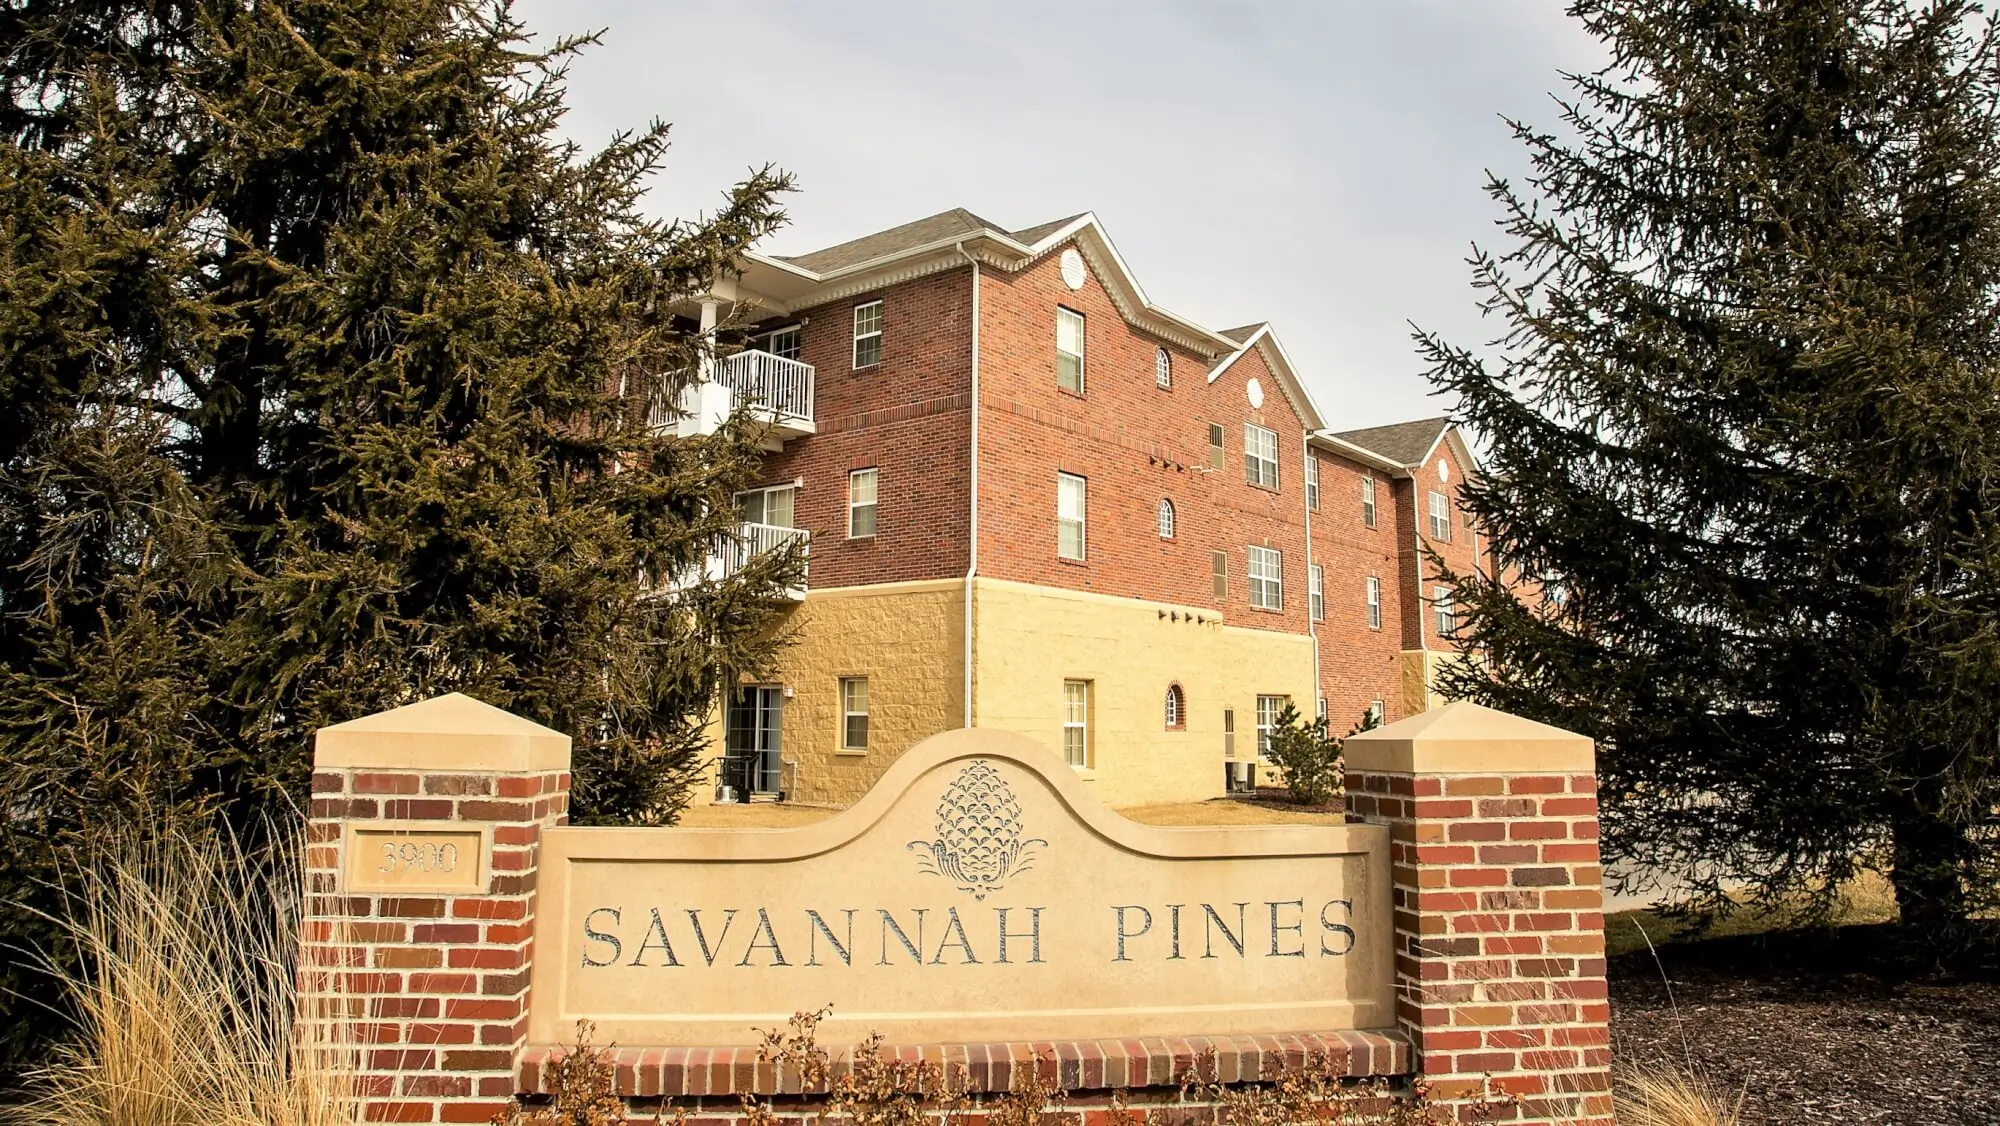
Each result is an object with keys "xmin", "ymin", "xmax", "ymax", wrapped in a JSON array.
[
  {"xmin": 1343, "ymin": 702, "xmax": 1612, "ymax": 1126},
  {"xmin": 302, "ymin": 693, "xmax": 571, "ymax": 1123}
]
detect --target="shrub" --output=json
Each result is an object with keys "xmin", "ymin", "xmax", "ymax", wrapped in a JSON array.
[
  {"xmin": 1263, "ymin": 705, "xmax": 1378, "ymax": 806},
  {"xmin": 9, "ymin": 818, "xmax": 359, "ymax": 1126}
]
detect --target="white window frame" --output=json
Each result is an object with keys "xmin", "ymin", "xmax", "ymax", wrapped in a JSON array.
[
  {"xmin": 762, "ymin": 324, "xmax": 802, "ymax": 361},
  {"xmin": 1155, "ymin": 346, "xmax": 1172, "ymax": 389},
  {"xmin": 1056, "ymin": 306, "xmax": 1085, "ymax": 394},
  {"xmin": 1368, "ymin": 700, "xmax": 1385, "ymax": 727},
  {"xmin": 1362, "ymin": 476, "xmax": 1377, "ymax": 528},
  {"xmin": 1305, "ymin": 455, "xmax": 1320, "ymax": 511},
  {"xmin": 1434, "ymin": 585, "xmax": 1456, "ymax": 636},
  {"xmin": 840, "ymin": 676, "xmax": 869, "ymax": 751},
  {"xmin": 1157, "ymin": 498, "xmax": 1175, "ymax": 540},
  {"xmin": 852, "ymin": 301, "xmax": 883, "ymax": 368},
  {"xmin": 1366, "ymin": 575, "xmax": 1383, "ymax": 631},
  {"xmin": 1164, "ymin": 683, "xmax": 1183, "ymax": 729},
  {"xmin": 1247, "ymin": 545, "xmax": 1282, "ymax": 611},
  {"xmin": 1057, "ymin": 472, "xmax": 1087, "ymax": 561},
  {"xmin": 1244, "ymin": 423, "xmax": 1279, "ymax": 489},
  {"xmin": 1255, "ymin": 695, "xmax": 1288, "ymax": 757},
  {"xmin": 736, "ymin": 483, "xmax": 797, "ymax": 528},
  {"xmin": 1428, "ymin": 490, "xmax": 1452, "ymax": 541},
  {"xmin": 1309, "ymin": 564, "xmax": 1325, "ymax": 622},
  {"xmin": 1063, "ymin": 679, "xmax": 1091, "ymax": 767},
  {"xmin": 847, "ymin": 468, "xmax": 878, "ymax": 538}
]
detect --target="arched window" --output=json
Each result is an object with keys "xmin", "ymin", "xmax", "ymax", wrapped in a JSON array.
[
  {"xmin": 1158, "ymin": 498, "xmax": 1176, "ymax": 539},
  {"xmin": 1155, "ymin": 347, "xmax": 1173, "ymax": 389},
  {"xmin": 1164, "ymin": 684, "xmax": 1185, "ymax": 729}
]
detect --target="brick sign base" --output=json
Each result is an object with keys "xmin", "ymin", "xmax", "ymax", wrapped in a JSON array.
[{"xmin": 300, "ymin": 695, "xmax": 1611, "ymax": 1126}]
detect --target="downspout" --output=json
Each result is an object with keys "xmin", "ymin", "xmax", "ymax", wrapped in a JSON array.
[
  {"xmin": 1302, "ymin": 433, "xmax": 1320, "ymax": 721},
  {"xmin": 957, "ymin": 244, "xmax": 981, "ymax": 729}
]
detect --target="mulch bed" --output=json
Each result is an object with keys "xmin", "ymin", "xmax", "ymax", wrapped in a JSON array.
[{"xmin": 1610, "ymin": 925, "xmax": 2000, "ymax": 1125}]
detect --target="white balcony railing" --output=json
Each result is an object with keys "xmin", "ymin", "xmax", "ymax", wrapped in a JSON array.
[
  {"xmin": 716, "ymin": 350, "xmax": 814, "ymax": 424},
  {"xmin": 725, "ymin": 522, "xmax": 809, "ymax": 583},
  {"xmin": 649, "ymin": 349, "xmax": 815, "ymax": 434}
]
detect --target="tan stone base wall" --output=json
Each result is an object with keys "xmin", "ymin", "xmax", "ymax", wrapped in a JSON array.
[
  {"xmin": 973, "ymin": 578, "xmax": 1316, "ymax": 807},
  {"xmin": 701, "ymin": 579, "xmax": 966, "ymax": 808}
]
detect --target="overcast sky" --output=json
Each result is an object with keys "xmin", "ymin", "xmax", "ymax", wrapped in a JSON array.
[{"xmin": 513, "ymin": 1, "xmax": 1604, "ymax": 431}]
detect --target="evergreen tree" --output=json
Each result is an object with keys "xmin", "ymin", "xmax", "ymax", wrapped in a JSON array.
[
  {"xmin": 0, "ymin": 0, "xmax": 803, "ymax": 1058},
  {"xmin": 1422, "ymin": 0, "xmax": 2000, "ymax": 950}
]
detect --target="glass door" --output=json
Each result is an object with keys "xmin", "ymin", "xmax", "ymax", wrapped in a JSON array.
[{"xmin": 725, "ymin": 685, "xmax": 784, "ymax": 797}]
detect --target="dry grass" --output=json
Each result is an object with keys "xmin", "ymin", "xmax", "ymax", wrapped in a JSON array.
[
  {"xmin": 1604, "ymin": 870, "xmax": 1899, "ymax": 957},
  {"xmin": 672, "ymin": 802, "xmax": 840, "ymax": 828},
  {"xmin": 7, "ymin": 821, "xmax": 359, "ymax": 1126},
  {"xmin": 1117, "ymin": 798, "xmax": 1347, "ymax": 827},
  {"xmin": 1615, "ymin": 1064, "xmax": 1743, "ymax": 1126}
]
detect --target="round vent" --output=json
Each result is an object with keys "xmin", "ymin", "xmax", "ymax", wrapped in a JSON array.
[
  {"xmin": 1246, "ymin": 378, "xmax": 1265, "ymax": 409},
  {"xmin": 1059, "ymin": 248, "xmax": 1086, "ymax": 290}
]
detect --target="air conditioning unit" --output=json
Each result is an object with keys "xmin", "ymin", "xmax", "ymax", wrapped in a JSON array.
[{"xmin": 1224, "ymin": 760, "xmax": 1257, "ymax": 794}]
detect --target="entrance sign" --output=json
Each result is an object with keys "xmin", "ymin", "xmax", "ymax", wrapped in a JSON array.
[{"xmin": 529, "ymin": 729, "xmax": 1393, "ymax": 1047}]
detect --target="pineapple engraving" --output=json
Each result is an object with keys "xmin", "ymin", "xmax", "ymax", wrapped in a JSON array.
[{"xmin": 907, "ymin": 760, "xmax": 1047, "ymax": 900}]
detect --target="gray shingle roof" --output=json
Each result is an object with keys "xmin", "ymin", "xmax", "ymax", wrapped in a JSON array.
[
  {"xmin": 778, "ymin": 208, "xmax": 1005, "ymax": 273},
  {"xmin": 1328, "ymin": 417, "xmax": 1452, "ymax": 466},
  {"xmin": 1009, "ymin": 213, "xmax": 1088, "ymax": 245}
]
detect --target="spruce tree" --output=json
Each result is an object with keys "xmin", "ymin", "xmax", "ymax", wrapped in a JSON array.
[
  {"xmin": 1423, "ymin": 0, "xmax": 2000, "ymax": 951},
  {"xmin": 0, "ymin": 0, "xmax": 803, "ymax": 1058}
]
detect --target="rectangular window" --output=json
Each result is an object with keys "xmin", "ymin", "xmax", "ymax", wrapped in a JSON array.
[
  {"xmin": 1256, "ymin": 695, "xmax": 1288, "ymax": 757},
  {"xmin": 847, "ymin": 468, "xmax": 878, "ymax": 538},
  {"xmin": 1243, "ymin": 423, "xmax": 1278, "ymax": 489},
  {"xmin": 852, "ymin": 301, "xmax": 883, "ymax": 368},
  {"xmin": 1223, "ymin": 707, "xmax": 1236, "ymax": 758},
  {"xmin": 736, "ymin": 484, "xmax": 796, "ymax": 528},
  {"xmin": 1305, "ymin": 455, "xmax": 1320, "ymax": 510},
  {"xmin": 1208, "ymin": 423, "xmax": 1225, "ymax": 471},
  {"xmin": 1366, "ymin": 575, "xmax": 1382, "ymax": 631},
  {"xmin": 1434, "ymin": 586, "xmax": 1456, "ymax": 636},
  {"xmin": 1248, "ymin": 545, "xmax": 1282, "ymax": 610},
  {"xmin": 1063, "ymin": 679, "xmax": 1091, "ymax": 767},
  {"xmin": 1362, "ymin": 476, "xmax": 1377, "ymax": 528},
  {"xmin": 840, "ymin": 677, "xmax": 869, "ymax": 750},
  {"xmin": 763, "ymin": 325, "xmax": 801, "ymax": 361},
  {"xmin": 1057, "ymin": 473, "xmax": 1087, "ymax": 560},
  {"xmin": 1309, "ymin": 564, "xmax": 1325, "ymax": 621},
  {"xmin": 1317, "ymin": 697, "xmax": 1328, "ymax": 722},
  {"xmin": 1211, "ymin": 550, "xmax": 1227, "ymax": 599},
  {"xmin": 1428, "ymin": 490, "xmax": 1452, "ymax": 541},
  {"xmin": 1056, "ymin": 307, "xmax": 1085, "ymax": 394},
  {"xmin": 1368, "ymin": 700, "xmax": 1385, "ymax": 727}
]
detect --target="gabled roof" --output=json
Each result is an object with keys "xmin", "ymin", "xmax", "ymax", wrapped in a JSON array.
[
  {"xmin": 1206, "ymin": 322, "xmax": 1325, "ymax": 431},
  {"xmin": 1328, "ymin": 417, "xmax": 1453, "ymax": 467},
  {"xmin": 734, "ymin": 209, "xmax": 1248, "ymax": 358},
  {"xmin": 778, "ymin": 208, "xmax": 1004, "ymax": 273}
]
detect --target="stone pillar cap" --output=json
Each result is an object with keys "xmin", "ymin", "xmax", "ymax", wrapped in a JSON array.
[
  {"xmin": 1344, "ymin": 701, "xmax": 1592, "ymax": 775},
  {"xmin": 314, "ymin": 693, "xmax": 572, "ymax": 773}
]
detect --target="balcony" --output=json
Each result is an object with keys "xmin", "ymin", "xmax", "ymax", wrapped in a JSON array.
[
  {"xmin": 653, "ymin": 349, "xmax": 816, "ymax": 446},
  {"xmin": 661, "ymin": 523, "xmax": 810, "ymax": 601}
]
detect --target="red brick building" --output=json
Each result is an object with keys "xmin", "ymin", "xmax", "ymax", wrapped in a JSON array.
[{"xmin": 673, "ymin": 209, "xmax": 1494, "ymax": 807}]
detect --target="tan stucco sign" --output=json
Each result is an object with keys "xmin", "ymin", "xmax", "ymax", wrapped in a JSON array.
[{"xmin": 529, "ymin": 730, "xmax": 1393, "ymax": 1047}]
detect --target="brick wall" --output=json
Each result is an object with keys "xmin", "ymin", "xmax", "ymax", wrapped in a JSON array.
[
  {"xmin": 1343, "ymin": 704, "xmax": 1613, "ymax": 1126},
  {"xmin": 301, "ymin": 696, "xmax": 572, "ymax": 1124},
  {"xmin": 1308, "ymin": 450, "xmax": 1407, "ymax": 727},
  {"xmin": 974, "ymin": 250, "xmax": 1313, "ymax": 639},
  {"xmin": 754, "ymin": 269, "xmax": 974, "ymax": 589}
]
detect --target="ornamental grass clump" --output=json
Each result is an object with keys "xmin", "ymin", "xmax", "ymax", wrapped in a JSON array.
[
  {"xmin": 1614, "ymin": 1063, "xmax": 1743, "ymax": 1126},
  {"xmin": 9, "ymin": 820, "xmax": 359, "ymax": 1126}
]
